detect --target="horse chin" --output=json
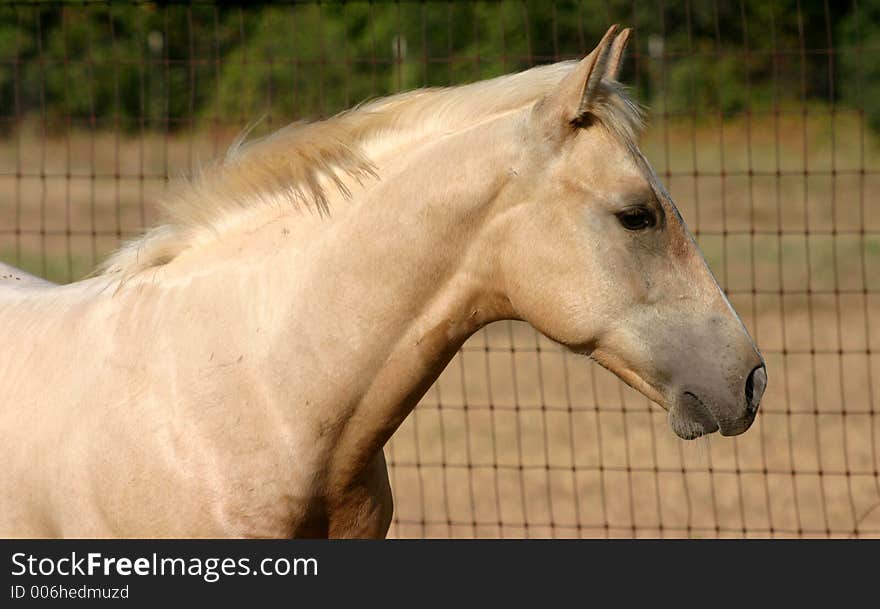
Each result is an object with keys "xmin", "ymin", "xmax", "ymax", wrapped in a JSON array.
[{"xmin": 668, "ymin": 393, "xmax": 720, "ymax": 440}]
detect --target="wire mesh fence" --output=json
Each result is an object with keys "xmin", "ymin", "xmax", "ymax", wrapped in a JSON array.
[{"xmin": 1, "ymin": 0, "xmax": 878, "ymax": 538}]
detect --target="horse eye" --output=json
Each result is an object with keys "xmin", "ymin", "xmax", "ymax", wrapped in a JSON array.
[{"xmin": 616, "ymin": 207, "xmax": 656, "ymax": 231}]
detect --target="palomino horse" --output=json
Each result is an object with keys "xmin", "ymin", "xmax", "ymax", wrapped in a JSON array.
[{"xmin": 0, "ymin": 26, "xmax": 765, "ymax": 538}]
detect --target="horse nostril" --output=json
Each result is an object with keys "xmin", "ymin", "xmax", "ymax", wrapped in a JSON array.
[{"xmin": 745, "ymin": 364, "xmax": 767, "ymax": 414}]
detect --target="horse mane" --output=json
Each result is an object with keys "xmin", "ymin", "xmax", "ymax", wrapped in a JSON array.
[{"xmin": 99, "ymin": 60, "xmax": 644, "ymax": 277}]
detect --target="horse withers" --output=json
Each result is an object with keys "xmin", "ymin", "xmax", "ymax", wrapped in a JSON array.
[{"xmin": 0, "ymin": 25, "xmax": 765, "ymax": 538}]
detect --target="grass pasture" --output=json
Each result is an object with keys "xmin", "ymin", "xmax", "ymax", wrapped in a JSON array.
[{"xmin": 2, "ymin": 108, "xmax": 879, "ymax": 537}]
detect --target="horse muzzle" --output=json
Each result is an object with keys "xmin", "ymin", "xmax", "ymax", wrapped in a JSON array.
[{"xmin": 668, "ymin": 363, "xmax": 767, "ymax": 440}]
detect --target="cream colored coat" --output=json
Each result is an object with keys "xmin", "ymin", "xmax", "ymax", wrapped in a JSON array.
[{"xmin": 0, "ymin": 27, "xmax": 765, "ymax": 538}]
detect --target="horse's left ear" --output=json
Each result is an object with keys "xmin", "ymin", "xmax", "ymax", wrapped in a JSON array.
[
  {"xmin": 534, "ymin": 25, "xmax": 631, "ymax": 136},
  {"xmin": 604, "ymin": 27, "xmax": 631, "ymax": 81}
]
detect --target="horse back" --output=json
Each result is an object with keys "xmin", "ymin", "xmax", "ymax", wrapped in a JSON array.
[{"xmin": 0, "ymin": 261, "xmax": 56, "ymax": 290}]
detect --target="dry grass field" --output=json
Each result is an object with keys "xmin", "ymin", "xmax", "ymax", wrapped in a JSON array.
[{"xmin": 2, "ymin": 107, "xmax": 879, "ymax": 537}]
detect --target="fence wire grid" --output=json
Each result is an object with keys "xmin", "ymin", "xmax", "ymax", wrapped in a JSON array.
[{"xmin": 2, "ymin": 0, "xmax": 879, "ymax": 538}]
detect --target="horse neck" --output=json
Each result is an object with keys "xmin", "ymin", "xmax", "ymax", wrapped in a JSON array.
[
  {"xmin": 255, "ymin": 112, "xmax": 523, "ymax": 486},
  {"xmin": 122, "ymin": 110, "xmax": 522, "ymax": 497}
]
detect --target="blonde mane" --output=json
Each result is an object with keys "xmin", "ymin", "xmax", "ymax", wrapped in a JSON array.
[{"xmin": 100, "ymin": 60, "xmax": 643, "ymax": 277}]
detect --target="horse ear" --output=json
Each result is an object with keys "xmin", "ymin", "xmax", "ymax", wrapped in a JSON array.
[
  {"xmin": 534, "ymin": 24, "xmax": 621, "ymax": 135},
  {"xmin": 604, "ymin": 27, "xmax": 631, "ymax": 81}
]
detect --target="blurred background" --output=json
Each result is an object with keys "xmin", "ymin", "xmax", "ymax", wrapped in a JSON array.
[{"xmin": 1, "ymin": 0, "xmax": 879, "ymax": 538}]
